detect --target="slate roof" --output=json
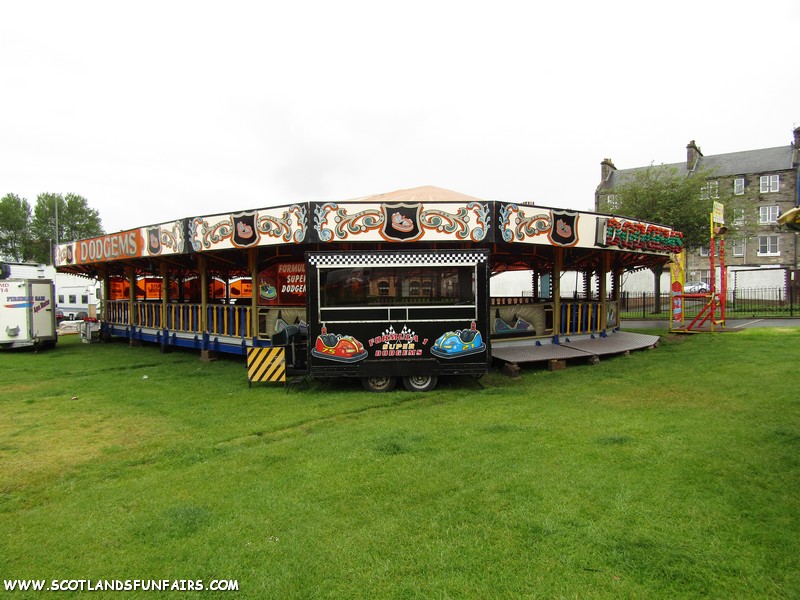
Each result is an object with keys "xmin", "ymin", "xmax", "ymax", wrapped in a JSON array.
[{"xmin": 598, "ymin": 145, "xmax": 796, "ymax": 191}]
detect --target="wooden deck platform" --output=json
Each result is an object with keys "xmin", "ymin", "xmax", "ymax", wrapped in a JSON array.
[{"xmin": 490, "ymin": 331, "xmax": 660, "ymax": 366}]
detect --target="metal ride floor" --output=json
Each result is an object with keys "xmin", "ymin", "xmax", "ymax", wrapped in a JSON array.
[{"xmin": 490, "ymin": 330, "xmax": 660, "ymax": 365}]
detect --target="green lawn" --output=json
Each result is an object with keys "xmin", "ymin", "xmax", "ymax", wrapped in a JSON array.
[{"xmin": 2, "ymin": 328, "xmax": 799, "ymax": 598}]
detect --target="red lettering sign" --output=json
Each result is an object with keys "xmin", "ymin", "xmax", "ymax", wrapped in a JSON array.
[{"xmin": 76, "ymin": 231, "xmax": 142, "ymax": 264}]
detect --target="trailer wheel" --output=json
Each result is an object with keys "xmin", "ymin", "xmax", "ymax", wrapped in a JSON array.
[
  {"xmin": 402, "ymin": 375, "xmax": 438, "ymax": 392},
  {"xmin": 362, "ymin": 376, "xmax": 397, "ymax": 392}
]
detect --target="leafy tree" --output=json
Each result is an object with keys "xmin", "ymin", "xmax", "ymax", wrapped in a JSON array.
[
  {"xmin": 0, "ymin": 193, "xmax": 33, "ymax": 261},
  {"xmin": 612, "ymin": 165, "xmax": 714, "ymax": 309},
  {"xmin": 29, "ymin": 193, "xmax": 104, "ymax": 263}
]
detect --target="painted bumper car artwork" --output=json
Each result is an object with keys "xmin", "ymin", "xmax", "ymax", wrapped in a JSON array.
[
  {"xmin": 494, "ymin": 310, "xmax": 533, "ymax": 333},
  {"xmin": 311, "ymin": 325, "xmax": 368, "ymax": 363},
  {"xmin": 391, "ymin": 212, "xmax": 415, "ymax": 232},
  {"xmin": 259, "ymin": 281, "xmax": 277, "ymax": 300},
  {"xmin": 431, "ymin": 322, "xmax": 486, "ymax": 359}
]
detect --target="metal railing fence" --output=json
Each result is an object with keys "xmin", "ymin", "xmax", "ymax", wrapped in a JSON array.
[{"xmin": 618, "ymin": 287, "xmax": 799, "ymax": 319}]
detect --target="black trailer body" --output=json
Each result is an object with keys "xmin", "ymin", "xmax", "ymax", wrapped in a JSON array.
[{"xmin": 306, "ymin": 249, "xmax": 491, "ymax": 391}]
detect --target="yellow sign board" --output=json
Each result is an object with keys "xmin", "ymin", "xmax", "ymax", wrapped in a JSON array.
[{"xmin": 712, "ymin": 201, "xmax": 725, "ymax": 225}]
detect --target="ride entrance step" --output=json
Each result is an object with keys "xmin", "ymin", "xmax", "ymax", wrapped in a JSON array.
[
  {"xmin": 490, "ymin": 331, "xmax": 660, "ymax": 366},
  {"xmin": 491, "ymin": 342, "xmax": 593, "ymax": 365}
]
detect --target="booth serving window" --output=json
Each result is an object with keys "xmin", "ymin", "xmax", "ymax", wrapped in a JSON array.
[
  {"xmin": 310, "ymin": 251, "xmax": 487, "ymax": 325},
  {"xmin": 319, "ymin": 265, "xmax": 475, "ymax": 308}
]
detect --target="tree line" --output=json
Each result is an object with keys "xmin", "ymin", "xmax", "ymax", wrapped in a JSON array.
[{"xmin": 0, "ymin": 193, "xmax": 104, "ymax": 264}]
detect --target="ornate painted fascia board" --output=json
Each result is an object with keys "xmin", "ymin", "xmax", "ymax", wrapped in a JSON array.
[
  {"xmin": 497, "ymin": 203, "xmax": 682, "ymax": 255},
  {"xmin": 188, "ymin": 204, "xmax": 307, "ymax": 252},
  {"xmin": 54, "ymin": 220, "xmax": 186, "ymax": 267},
  {"xmin": 310, "ymin": 201, "xmax": 491, "ymax": 243},
  {"xmin": 596, "ymin": 217, "xmax": 684, "ymax": 254}
]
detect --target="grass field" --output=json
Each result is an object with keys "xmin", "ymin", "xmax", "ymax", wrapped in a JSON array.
[{"xmin": 2, "ymin": 327, "xmax": 799, "ymax": 598}]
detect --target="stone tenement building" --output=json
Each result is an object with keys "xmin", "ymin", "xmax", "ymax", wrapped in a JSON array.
[{"xmin": 595, "ymin": 127, "xmax": 800, "ymax": 288}]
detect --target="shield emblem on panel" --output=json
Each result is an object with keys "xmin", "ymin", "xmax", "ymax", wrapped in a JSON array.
[
  {"xmin": 232, "ymin": 211, "xmax": 259, "ymax": 248},
  {"xmin": 381, "ymin": 203, "xmax": 422, "ymax": 241},
  {"xmin": 147, "ymin": 227, "xmax": 162, "ymax": 255},
  {"xmin": 59, "ymin": 243, "xmax": 74, "ymax": 265},
  {"xmin": 548, "ymin": 210, "xmax": 579, "ymax": 247}
]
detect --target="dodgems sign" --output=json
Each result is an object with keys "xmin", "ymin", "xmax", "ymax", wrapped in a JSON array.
[
  {"xmin": 70, "ymin": 231, "xmax": 141, "ymax": 264},
  {"xmin": 55, "ymin": 221, "xmax": 185, "ymax": 267}
]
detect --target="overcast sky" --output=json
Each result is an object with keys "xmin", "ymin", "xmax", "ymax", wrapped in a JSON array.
[{"xmin": 2, "ymin": 0, "xmax": 798, "ymax": 235}]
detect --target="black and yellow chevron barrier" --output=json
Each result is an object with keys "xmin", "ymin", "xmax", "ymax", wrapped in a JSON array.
[{"xmin": 247, "ymin": 347, "xmax": 286, "ymax": 385}]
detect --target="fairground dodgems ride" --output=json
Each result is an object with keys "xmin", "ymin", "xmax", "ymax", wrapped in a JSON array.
[{"xmin": 55, "ymin": 186, "xmax": 683, "ymax": 391}]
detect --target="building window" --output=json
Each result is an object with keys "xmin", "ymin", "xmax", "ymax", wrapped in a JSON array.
[
  {"xmin": 69, "ymin": 294, "xmax": 77, "ymax": 304},
  {"xmin": 701, "ymin": 180, "xmax": 719, "ymax": 200},
  {"xmin": 699, "ymin": 246, "xmax": 709, "ymax": 257},
  {"xmin": 606, "ymin": 194, "xmax": 619, "ymax": 211},
  {"xmin": 378, "ymin": 281, "xmax": 389, "ymax": 296},
  {"xmin": 733, "ymin": 178, "xmax": 745, "ymax": 195},
  {"xmin": 757, "ymin": 235, "xmax": 779, "ymax": 256},
  {"xmin": 700, "ymin": 270, "xmax": 711, "ymax": 286},
  {"xmin": 58, "ymin": 295, "xmax": 64, "ymax": 303},
  {"xmin": 759, "ymin": 175, "xmax": 780, "ymax": 193},
  {"xmin": 409, "ymin": 281, "xmax": 420, "ymax": 296},
  {"xmin": 733, "ymin": 208, "xmax": 745, "ymax": 225},
  {"xmin": 732, "ymin": 239, "xmax": 745, "ymax": 257},
  {"xmin": 759, "ymin": 205, "xmax": 779, "ymax": 224}
]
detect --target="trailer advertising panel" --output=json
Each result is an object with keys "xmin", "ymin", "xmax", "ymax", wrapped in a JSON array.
[
  {"xmin": 306, "ymin": 249, "xmax": 490, "ymax": 392},
  {"xmin": 0, "ymin": 279, "xmax": 57, "ymax": 350}
]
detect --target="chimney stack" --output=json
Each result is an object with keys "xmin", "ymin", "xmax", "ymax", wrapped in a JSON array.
[
  {"xmin": 686, "ymin": 140, "xmax": 703, "ymax": 171},
  {"xmin": 600, "ymin": 158, "xmax": 616, "ymax": 182},
  {"xmin": 792, "ymin": 126, "xmax": 800, "ymax": 167}
]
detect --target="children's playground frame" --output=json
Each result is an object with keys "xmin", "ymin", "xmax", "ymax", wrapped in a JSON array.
[{"xmin": 669, "ymin": 201, "xmax": 727, "ymax": 333}]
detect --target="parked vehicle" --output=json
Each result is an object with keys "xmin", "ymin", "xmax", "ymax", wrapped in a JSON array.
[
  {"xmin": 0, "ymin": 278, "xmax": 58, "ymax": 350},
  {"xmin": 1, "ymin": 262, "xmax": 99, "ymax": 320},
  {"xmin": 56, "ymin": 281, "xmax": 101, "ymax": 320},
  {"xmin": 684, "ymin": 281, "xmax": 710, "ymax": 293}
]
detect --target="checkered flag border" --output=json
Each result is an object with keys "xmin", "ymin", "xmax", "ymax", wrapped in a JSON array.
[{"xmin": 308, "ymin": 251, "xmax": 488, "ymax": 268}]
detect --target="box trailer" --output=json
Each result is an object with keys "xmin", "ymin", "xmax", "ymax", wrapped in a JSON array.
[
  {"xmin": 305, "ymin": 249, "xmax": 490, "ymax": 392},
  {"xmin": 0, "ymin": 279, "xmax": 58, "ymax": 350}
]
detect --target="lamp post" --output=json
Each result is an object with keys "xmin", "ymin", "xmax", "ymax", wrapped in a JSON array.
[{"xmin": 54, "ymin": 198, "xmax": 59, "ymax": 265}]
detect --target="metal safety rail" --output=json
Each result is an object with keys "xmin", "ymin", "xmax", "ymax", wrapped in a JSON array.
[
  {"xmin": 166, "ymin": 304, "xmax": 202, "ymax": 333},
  {"xmin": 206, "ymin": 304, "xmax": 251, "ymax": 337},
  {"xmin": 105, "ymin": 300, "xmax": 252, "ymax": 338},
  {"xmin": 560, "ymin": 302, "xmax": 602, "ymax": 335},
  {"xmin": 106, "ymin": 300, "xmax": 129, "ymax": 325}
]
